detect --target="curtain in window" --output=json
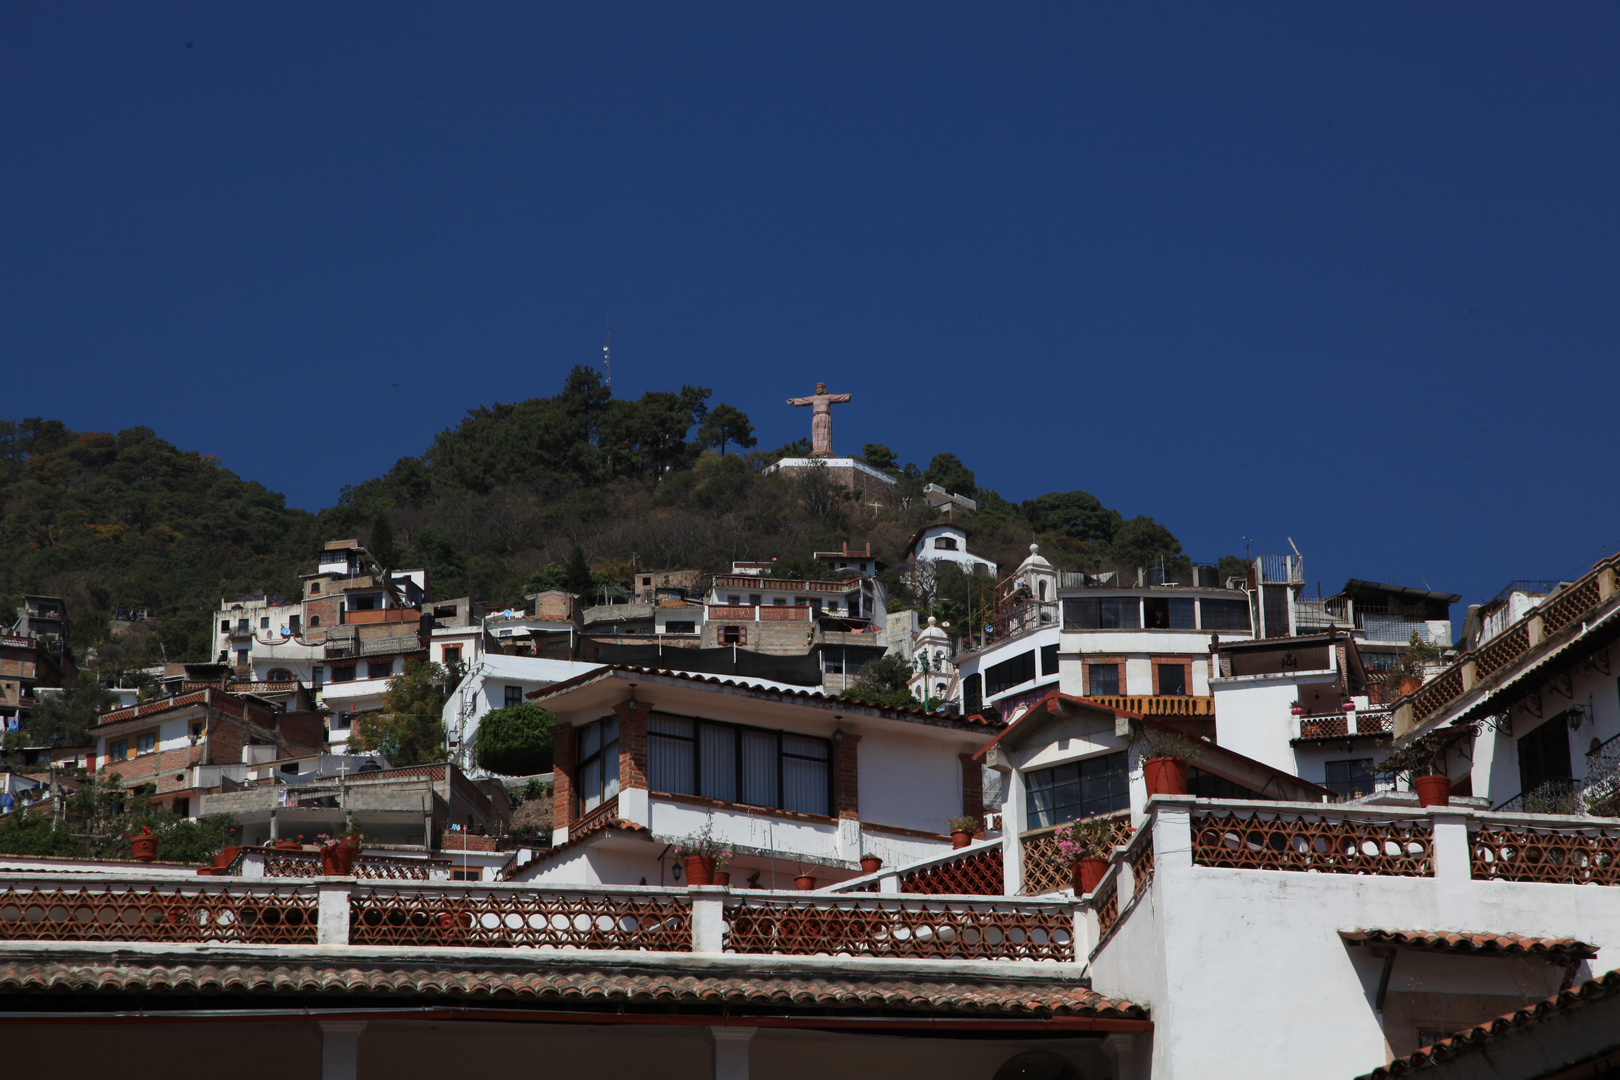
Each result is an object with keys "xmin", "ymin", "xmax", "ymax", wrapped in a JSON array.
[
  {"xmin": 700, "ymin": 724, "xmax": 737, "ymax": 802},
  {"xmin": 782, "ymin": 734, "xmax": 829, "ymax": 815},
  {"xmin": 740, "ymin": 729, "xmax": 779, "ymax": 808},
  {"xmin": 649, "ymin": 715, "xmax": 696, "ymax": 795}
]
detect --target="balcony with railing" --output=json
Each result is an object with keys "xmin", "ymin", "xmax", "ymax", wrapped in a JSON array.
[
  {"xmin": 1257, "ymin": 555, "xmax": 1304, "ymax": 585},
  {"xmin": 705, "ymin": 604, "xmax": 811, "ymax": 622},
  {"xmin": 1295, "ymin": 707, "xmax": 1393, "ymax": 741}
]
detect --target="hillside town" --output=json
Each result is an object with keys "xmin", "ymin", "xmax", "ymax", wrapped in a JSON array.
[{"xmin": 0, "ymin": 388, "xmax": 1616, "ymax": 1080}]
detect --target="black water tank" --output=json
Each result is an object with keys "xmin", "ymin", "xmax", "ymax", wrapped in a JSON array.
[
  {"xmin": 1196, "ymin": 564, "xmax": 1220, "ymax": 588},
  {"xmin": 1144, "ymin": 565, "xmax": 1167, "ymax": 587}
]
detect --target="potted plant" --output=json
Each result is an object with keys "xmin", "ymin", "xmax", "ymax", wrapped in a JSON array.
[
  {"xmin": 1289, "ymin": 699, "xmax": 1304, "ymax": 717},
  {"xmin": 1376, "ymin": 733, "xmax": 1452, "ymax": 808},
  {"xmin": 128, "ymin": 825, "xmax": 158, "ymax": 863},
  {"xmin": 676, "ymin": 817, "xmax": 721, "ymax": 886},
  {"xmin": 946, "ymin": 816, "xmax": 980, "ymax": 849},
  {"xmin": 860, "ymin": 853, "xmax": 883, "ymax": 875},
  {"xmin": 338, "ymin": 824, "xmax": 363, "ymax": 851},
  {"xmin": 713, "ymin": 850, "xmax": 733, "ymax": 887},
  {"xmin": 1341, "ymin": 696, "xmax": 1356, "ymax": 713},
  {"xmin": 1133, "ymin": 728, "xmax": 1205, "ymax": 798},
  {"xmin": 318, "ymin": 833, "xmax": 359, "ymax": 876},
  {"xmin": 1051, "ymin": 816, "xmax": 1115, "ymax": 895},
  {"xmin": 794, "ymin": 870, "xmax": 818, "ymax": 890},
  {"xmin": 274, "ymin": 834, "xmax": 304, "ymax": 852}
]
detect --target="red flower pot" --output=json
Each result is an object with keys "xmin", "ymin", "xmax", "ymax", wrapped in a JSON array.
[
  {"xmin": 1073, "ymin": 856, "xmax": 1109, "ymax": 895},
  {"xmin": 713, "ymin": 870, "xmax": 730, "ymax": 887},
  {"xmin": 274, "ymin": 840, "xmax": 302, "ymax": 852},
  {"xmin": 1342, "ymin": 701, "xmax": 1356, "ymax": 712},
  {"xmin": 1414, "ymin": 775, "xmax": 1452, "ymax": 808},
  {"xmin": 794, "ymin": 874, "xmax": 817, "ymax": 891},
  {"xmin": 1290, "ymin": 706, "xmax": 1304, "ymax": 717},
  {"xmin": 129, "ymin": 835, "xmax": 158, "ymax": 863},
  {"xmin": 339, "ymin": 834, "xmax": 361, "ymax": 850},
  {"xmin": 950, "ymin": 830, "xmax": 973, "ymax": 849},
  {"xmin": 1142, "ymin": 756, "xmax": 1189, "ymax": 798},
  {"xmin": 321, "ymin": 844, "xmax": 358, "ymax": 876},
  {"xmin": 860, "ymin": 856, "xmax": 882, "ymax": 875},
  {"xmin": 684, "ymin": 855, "xmax": 716, "ymax": 886}
]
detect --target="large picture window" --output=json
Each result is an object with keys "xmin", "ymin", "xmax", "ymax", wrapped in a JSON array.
[
  {"xmin": 1063, "ymin": 597, "xmax": 1142, "ymax": 630},
  {"xmin": 577, "ymin": 716, "xmax": 620, "ymax": 815},
  {"xmin": 649, "ymin": 713, "xmax": 831, "ymax": 816},
  {"xmin": 986, "ymin": 651, "xmax": 1036, "ymax": 696},
  {"xmin": 1200, "ymin": 598, "xmax": 1252, "ymax": 632},
  {"xmin": 1024, "ymin": 752, "xmax": 1129, "ymax": 829}
]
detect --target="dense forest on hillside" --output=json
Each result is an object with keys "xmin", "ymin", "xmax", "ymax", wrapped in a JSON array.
[{"xmin": 2, "ymin": 369, "xmax": 1234, "ymax": 674}]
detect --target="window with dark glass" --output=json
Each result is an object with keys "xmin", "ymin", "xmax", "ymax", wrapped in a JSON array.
[
  {"xmin": 1187, "ymin": 767, "xmax": 1265, "ymax": 800},
  {"xmin": 665, "ymin": 621, "xmax": 696, "ymax": 634},
  {"xmin": 1324, "ymin": 759, "xmax": 1376, "ymax": 798},
  {"xmin": 1063, "ymin": 597, "xmax": 1142, "ymax": 630},
  {"xmin": 368, "ymin": 661, "xmax": 393, "ymax": 680},
  {"xmin": 1518, "ymin": 716, "xmax": 1572, "ymax": 798},
  {"xmin": 963, "ymin": 673, "xmax": 983, "ymax": 715},
  {"xmin": 1040, "ymin": 644, "xmax": 1060, "ymax": 676},
  {"xmin": 1088, "ymin": 663, "xmax": 1120, "ymax": 696},
  {"xmin": 577, "ymin": 716, "xmax": 620, "ymax": 814},
  {"xmin": 1158, "ymin": 664, "xmax": 1187, "ymax": 696},
  {"xmin": 504, "ymin": 685, "xmax": 524, "ymax": 709},
  {"xmin": 331, "ymin": 664, "xmax": 356, "ymax": 683},
  {"xmin": 986, "ymin": 651, "xmax": 1036, "ymax": 696},
  {"xmin": 136, "ymin": 731, "xmax": 157, "ymax": 755},
  {"xmin": 289, "ymin": 614, "xmax": 301, "ymax": 633},
  {"xmin": 109, "ymin": 739, "xmax": 129, "ymax": 760},
  {"xmin": 934, "ymin": 536, "xmax": 959, "ymax": 551},
  {"xmin": 1024, "ymin": 752, "xmax": 1129, "ymax": 829},
  {"xmin": 721, "ymin": 625, "xmax": 745, "ymax": 645},
  {"xmin": 442, "ymin": 646, "xmax": 461, "ymax": 668},
  {"xmin": 1200, "ymin": 598, "xmax": 1251, "ymax": 632},
  {"xmin": 1143, "ymin": 597, "xmax": 1197, "ymax": 629},
  {"xmin": 648, "ymin": 713, "xmax": 830, "ymax": 816}
]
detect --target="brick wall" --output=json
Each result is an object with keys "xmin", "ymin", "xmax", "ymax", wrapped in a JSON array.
[
  {"xmin": 833, "ymin": 731, "xmax": 861, "ymax": 820},
  {"xmin": 275, "ymin": 711, "xmax": 325, "ymax": 754},
  {"xmin": 613, "ymin": 697, "xmax": 650, "ymax": 792},
  {"xmin": 552, "ymin": 723, "xmax": 575, "ymax": 828},
  {"xmin": 303, "ymin": 595, "xmax": 341, "ymax": 630},
  {"xmin": 204, "ymin": 712, "xmax": 245, "ymax": 767},
  {"xmin": 960, "ymin": 753, "xmax": 984, "ymax": 836}
]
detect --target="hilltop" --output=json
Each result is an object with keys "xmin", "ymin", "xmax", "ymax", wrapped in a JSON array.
[{"xmin": 1, "ymin": 370, "xmax": 1231, "ymax": 672}]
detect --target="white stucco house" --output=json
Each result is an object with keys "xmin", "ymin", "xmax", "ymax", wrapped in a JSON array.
[{"xmin": 443, "ymin": 653, "xmax": 605, "ymax": 778}]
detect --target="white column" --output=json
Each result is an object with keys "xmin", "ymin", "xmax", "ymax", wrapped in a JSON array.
[
  {"xmin": 319, "ymin": 1021, "xmax": 366, "ymax": 1080},
  {"xmin": 878, "ymin": 871, "xmax": 901, "ymax": 895},
  {"xmin": 706, "ymin": 1026, "xmax": 756, "ymax": 1080},
  {"xmin": 316, "ymin": 880, "xmax": 351, "ymax": 945},
  {"xmin": 1431, "ymin": 810, "xmax": 1475, "ymax": 926},
  {"xmin": 690, "ymin": 886, "xmax": 727, "ymax": 953}
]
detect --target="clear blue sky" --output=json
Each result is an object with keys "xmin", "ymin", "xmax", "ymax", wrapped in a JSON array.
[{"xmin": 4, "ymin": 4, "xmax": 1616, "ymax": 613}]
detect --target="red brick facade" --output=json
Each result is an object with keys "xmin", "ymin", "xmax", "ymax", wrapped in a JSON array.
[
  {"xmin": 551, "ymin": 723, "xmax": 575, "ymax": 828},
  {"xmin": 613, "ymin": 697, "xmax": 650, "ymax": 792},
  {"xmin": 960, "ymin": 752, "xmax": 984, "ymax": 836},
  {"xmin": 833, "ymin": 731, "xmax": 861, "ymax": 820}
]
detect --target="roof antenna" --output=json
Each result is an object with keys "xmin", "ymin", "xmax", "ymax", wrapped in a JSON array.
[{"xmin": 602, "ymin": 319, "xmax": 611, "ymax": 388}]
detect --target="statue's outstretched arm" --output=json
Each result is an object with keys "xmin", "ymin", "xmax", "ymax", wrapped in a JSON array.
[
  {"xmin": 787, "ymin": 397, "xmax": 813, "ymax": 406},
  {"xmin": 829, "ymin": 394, "xmax": 852, "ymax": 404}
]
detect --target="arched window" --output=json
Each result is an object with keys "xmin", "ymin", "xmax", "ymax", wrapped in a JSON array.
[
  {"xmin": 1038, "ymin": 580, "xmax": 1048, "ymax": 601},
  {"xmin": 934, "ymin": 536, "xmax": 958, "ymax": 551},
  {"xmin": 266, "ymin": 669, "xmax": 294, "ymax": 683},
  {"xmin": 309, "ymin": 615, "xmax": 321, "ymax": 627}
]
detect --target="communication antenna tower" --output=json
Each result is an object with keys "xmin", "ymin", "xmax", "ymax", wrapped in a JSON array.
[{"xmin": 602, "ymin": 320, "xmax": 611, "ymax": 388}]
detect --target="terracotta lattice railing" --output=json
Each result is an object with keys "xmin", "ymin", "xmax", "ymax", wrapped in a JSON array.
[
  {"xmin": 900, "ymin": 846, "xmax": 1005, "ymax": 895},
  {"xmin": 1471, "ymin": 822, "xmax": 1620, "ymax": 885},
  {"xmin": 723, "ymin": 894, "xmax": 1073, "ymax": 961},
  {"xmin": 1191, "ymin": 809, "xmax": 1433, "ymax": 877},
  {"xmin": 349, "ymin": 886, "xmax": 691, "ymax": 949},
  {"xmin": 0, "ymin": 881, "xmax": 317, "ymax": 944}
]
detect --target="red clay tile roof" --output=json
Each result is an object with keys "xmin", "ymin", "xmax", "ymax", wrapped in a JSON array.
[
  {"xmin": 0, "ymin": 956, "xmax": 1146, "ymax": 1019},
  {"xmin": 1341, "ymin": 929, "xmax": 1596, "ymax": 962},
  {"xmin": 1358, "ymin": 968, "xmax": 1620, "ymax": 1079},
  {"xmin": 534, "ymin": 664, "xmax": 1004, "ymax": 730}
]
